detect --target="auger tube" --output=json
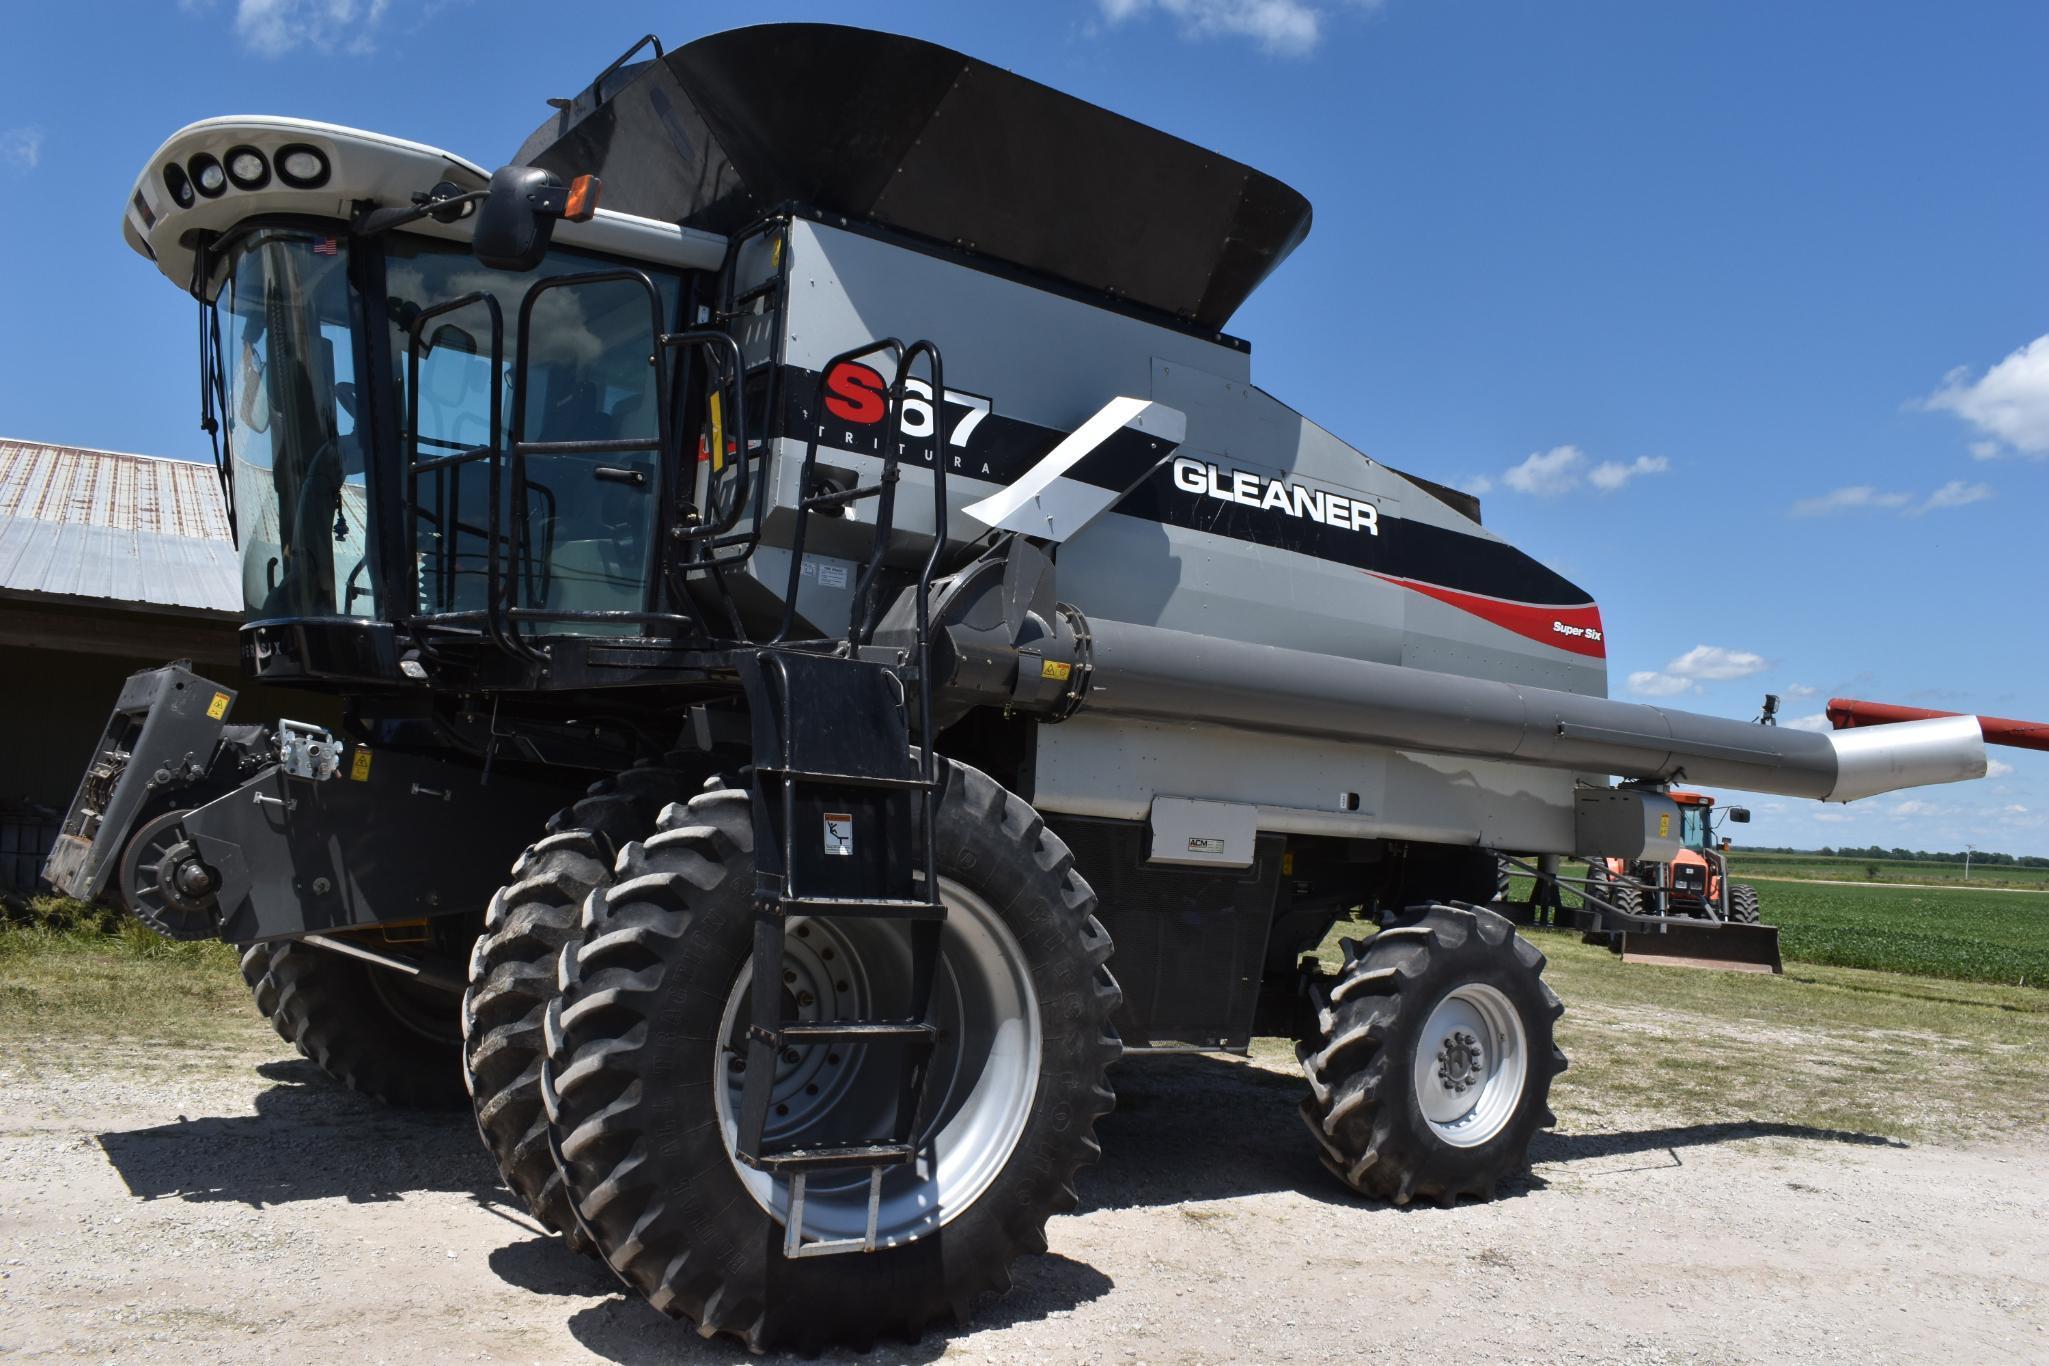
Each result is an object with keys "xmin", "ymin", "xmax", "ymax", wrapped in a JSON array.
[{"xmin": 1068, "ymin": 619, "xmax": 1986, "ymax": 802}]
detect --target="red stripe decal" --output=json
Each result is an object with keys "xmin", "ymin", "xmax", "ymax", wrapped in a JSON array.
[{"xmin": 1365, "ymin": 572, "xmax": 1606, "ymax": 658}]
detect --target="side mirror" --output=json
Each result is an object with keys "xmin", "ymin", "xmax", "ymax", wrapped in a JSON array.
[
  {"xmin": 1729, "ymin": 807, "xmax": 1751, "ymax": 823},
  {"xmin": 472, "ymin": 166, "xmax": 602, "ymax": 272}
]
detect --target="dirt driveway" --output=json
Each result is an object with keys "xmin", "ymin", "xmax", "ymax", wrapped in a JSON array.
[{"xmin": 2, "ymin": 1031, "xmax": 2044, "ymax": 1365}]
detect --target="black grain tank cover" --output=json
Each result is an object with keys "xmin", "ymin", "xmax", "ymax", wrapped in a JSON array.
[{"xmin": 517, "ymin": 23, "xmax": 1313, "ymax": 329}]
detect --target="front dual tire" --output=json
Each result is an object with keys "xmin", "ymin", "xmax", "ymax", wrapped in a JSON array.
[{"xmin": 540, "ymin": 760, "xmax": 1122, "ymax": 1352}]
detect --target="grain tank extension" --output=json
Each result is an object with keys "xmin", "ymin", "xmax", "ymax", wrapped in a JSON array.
[{"xmin": 51, "ymin": 23, "xmax": 1988, "ymax": 1350}]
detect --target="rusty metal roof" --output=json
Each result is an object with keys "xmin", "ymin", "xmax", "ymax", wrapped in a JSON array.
[{"xmin": 0, "ymin": 440, "xmax": 239, "ymax": 615}]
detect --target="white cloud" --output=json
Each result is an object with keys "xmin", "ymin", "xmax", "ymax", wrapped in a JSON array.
[
  {"xmin": 1624, "ymin": 644, "xmax": 1770, "ymax": 699},
  {"xmin": 1783, "ymin": 712, "xmax": 1833, "ymax": 732},
  {"xmin": 1462, "ymin": 474, "xmax": 1494, "ymax": 496},
  {"xmin": 1666, "ymin": 644, "xmax": 1768, "ymax": 682},
  {"xmin": 1890, "ymin": 799, "xmax": 1943, "ymax": 818},
  {"xmin": 1811, "ymin": 810, "xmax": 1855, "ymax": 824},
  {"xmin": 1788, "ymin": 481, "xmax": 1995, "ymax": 518},
  {"xmin": 1923, "ymin": 334, "xmax": 2049, "ymax": 459},
  {"xmin": 1485, "ymin": 444, "xmax": 1668, "ymax": 498},
  {"xmin": 1789, "ymin": 485, "xmax": 1915, "ymax": 517},
  {"xmin": 1503, "ymin": 444, "xmax": 1586, "ymax": 496},
  {"xmin": 1626, "ymin": 671, "xmax": 1696, "ymax": 698},
  {"xmin": 1987, "ymin": 758, "xmax": 2015, "ymax": 779},
  {"xmin": 1783, "ymin": 683, "xmax": 1818, "ymax": 699},
  {"xmin": 1911, "ymin": 479, "xmax": 1994, "ymax": 514},
  {"xmin": 0, "ymin": 127, "xmax": 43, "ymax": 171},
  {"xmin": 233, "ymin": 0, "xmax": 392, "ymax": 57},
  {"xmin": 1094, "ymin": 0, "xmax": 1339, "ymax": 56},
  {"xmin": 1587, "ymin": 454, "xmax": 1670, "ymax": 492}
]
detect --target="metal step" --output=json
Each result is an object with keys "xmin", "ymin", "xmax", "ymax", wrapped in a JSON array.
[
  {"xmin": 779, "ymin": 895, "xmax": 944, "ymax": 920},
  {"xmin": 775, "ymin": 1019, "xmax": 936, "ymax": 1043},
  {"xmin": 749, "ymin": 1141, "xmax": 917, "ymax": 1173},
  {"xmin": 763, "ymin": 766, "xmax": 937, "ymax": 791}
]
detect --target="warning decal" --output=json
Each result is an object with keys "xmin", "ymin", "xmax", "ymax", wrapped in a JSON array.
[
  {"xmin": 206, "ymin": 692, "xmax": 231, "ymax": 720},
  {"xmin": 823, "ymin": 812, "xmax": 854, "ymax": 856}
]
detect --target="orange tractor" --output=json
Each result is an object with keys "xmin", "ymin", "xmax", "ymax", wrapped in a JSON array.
[
  {"xmin": 1587, "ymin": 790, "xmax": 1759, "ymax": 922},
  {"xmin": 1580, "ymin": 790, "xmax": 1779, "ymax": 970}
]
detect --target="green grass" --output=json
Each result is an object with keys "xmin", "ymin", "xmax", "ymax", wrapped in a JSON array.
[
  {"xmin": 1512, "ymin": 874, "xmax": 2049, "ymax": 988},
  {"xmin": 0, "ymin": 895, "xmax": 251, "ymax": 1050},
  {"xmin": 1728, "ymin": 851, "xmax": 2049, "ymax": 890},
  {"xmin": 1759, "ymin": 881, "xmax": 2049, "ymax": 987}
]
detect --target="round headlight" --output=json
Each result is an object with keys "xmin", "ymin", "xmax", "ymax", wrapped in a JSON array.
[
  {"xmin": 225, "ymin": 146, "xmax": 269, "ymax": 191},
  {"xmin": 187, "ymin": 153, "xmax": 227, "ymax": 198},
  {"xmin": 275, "ymin": 144, "xmax": 330, "ymax": 189},
  {"xmin": 162, "ymin": 162, "xmax": 194, "ymax": 209}
]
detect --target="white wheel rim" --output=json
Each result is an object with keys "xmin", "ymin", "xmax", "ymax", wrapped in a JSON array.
[
  {"xmin": 712, "ymin": 877, "xmax": 1042, "ymax": 1246},
  {"xmin": 1411, "ymin": 982, "xmax": 1527, "ymax": 1148}
]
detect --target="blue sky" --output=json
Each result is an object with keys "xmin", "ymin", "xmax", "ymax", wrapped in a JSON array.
[{"xmin": 1, "ymin": 0, "xmax": 2042, "ymax": 854}]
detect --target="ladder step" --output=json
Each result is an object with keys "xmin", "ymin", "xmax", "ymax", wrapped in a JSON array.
[
  {"xmin": 763, "ymin": 766, "xmax": 936, "ymax": 791},
  {"xmin": 779, "ymin": 896, "xmax": 945, "ymax": 920},
  {"xmin": 776, "ymin": 1019, "xmax": 935, "ymax": 1044},
  {"xmin": 747, "ymin": 1142, "xmax": 917, "ymax": 1173}
]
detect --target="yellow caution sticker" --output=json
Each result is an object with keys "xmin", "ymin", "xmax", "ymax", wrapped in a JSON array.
[
  {"xmin": 1658, "ymin": 812, "xmax": 1671, "ymax": 839},
  {"xmin": 206, "ymin": 692, "xmax": 230, "ymax": 720},
  {"xmin": 350, "ymin": 750, "xmax": 373, "ymax": 782},
  {"xmin": 1282, "ymin": 851, "xmax": 1295, "ymax": 876},
  {"xmin": 1040, "ymin": 659, "xmax": 1073, "ymax": 681}
]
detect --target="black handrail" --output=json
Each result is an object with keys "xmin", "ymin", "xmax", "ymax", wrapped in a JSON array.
[
  {"xmin": 657, "ymin": 327, "xmax": 751, "ymax": 544},
  {"xmin": 772, "ymin": 338, "xmax": 905, "ymax": 645}
]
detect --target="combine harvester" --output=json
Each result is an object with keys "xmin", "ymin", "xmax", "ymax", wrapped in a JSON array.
[{"xmin": 50, "ymin": 24, "xmax": 1993, "ymax": 1350}]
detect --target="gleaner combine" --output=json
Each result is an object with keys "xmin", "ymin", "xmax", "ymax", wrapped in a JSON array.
[{"xmin": 51, "ymin": 24, "xmax": 1993, "ymax": 1350}]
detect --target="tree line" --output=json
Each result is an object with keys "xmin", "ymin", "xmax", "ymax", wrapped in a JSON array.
[{"xmin": 1735, "ymin": 844, "xmax": 2049, "ymax": 868}]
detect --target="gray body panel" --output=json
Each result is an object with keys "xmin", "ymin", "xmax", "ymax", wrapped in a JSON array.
[{"xmin": 751, "ymin": 219, "xmax": 1611, "ymax": 852}]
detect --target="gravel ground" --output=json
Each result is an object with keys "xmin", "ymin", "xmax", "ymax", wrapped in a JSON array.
[{"xmin": 2, "ymin": 1035, "xmax": 2045, "ymax": 1363}]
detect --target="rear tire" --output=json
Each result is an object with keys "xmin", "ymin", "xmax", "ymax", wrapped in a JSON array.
[
  {"xmin": 543, "ymin": 760, "xmax": 1121, "ymax": 1352},
  {"xmin": 1728, "ymin": 882, "xmax": 1761, "ymax": 924},
  {"xmin": 268, "ymin": 939, "xmax": 466, "ymax": 1110},
  {"xmin": 1298, "ymin": 904, "xmax": 1565, "ymax": 1206},
  {"xmin": 462, "ymin": 763, "xmax": 710, "ymax": 1251}
]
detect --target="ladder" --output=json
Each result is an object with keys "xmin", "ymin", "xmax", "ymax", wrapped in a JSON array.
[{"xmin": 733, "ymin": 338, "xmax": 956, "ymax": 1258}]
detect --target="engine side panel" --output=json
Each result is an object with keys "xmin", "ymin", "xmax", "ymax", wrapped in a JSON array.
[{"xmin": 763, "ymin": 218, "xmax": 1601, "ymax": 691}]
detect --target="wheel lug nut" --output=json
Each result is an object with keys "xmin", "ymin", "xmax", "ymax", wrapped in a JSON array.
[
  {"xmin": 782, "ymin": 1048, "xmax": 800, "ymax": 1064},
  {"xmin": 806, "ymin": 1084, "xmax": 819, "ymax": 1095},
  {"xmin": 836, "ymin": 980, "xmax": 850, "ymax": 992},
  {"xmin": 822, "ymin": 947, "xmax": 835, "ymax": 961},
  {"xmin": 799, "ymin": 991, "xmax": 815, "ymax": 1007},
  {"xmin": 783, "ymin": 969, "xmax": 797, "ymax": 984},
  {"xmin": 729, "ymin": 1056, "xmax": 745, "ymax": 1072},
  {"xmin": 797, "ymin": 924, "xmax": 811, "ymax": 938},
  {"xmin": 827, "ymin": 1052, "xmax": 841, "ymax": 1065},
  {"xmin": 775, "ymin": 1103, "xmax": 789, "ymax": 1116}
]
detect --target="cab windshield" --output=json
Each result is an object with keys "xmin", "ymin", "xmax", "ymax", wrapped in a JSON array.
[
  {"xmin": 1679, "ymin": 805, "xmax": 1710, "ymax": 853},
  {"xmin": 220, "ymin": 229, "xmax": 371, "ymax": 619}
]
